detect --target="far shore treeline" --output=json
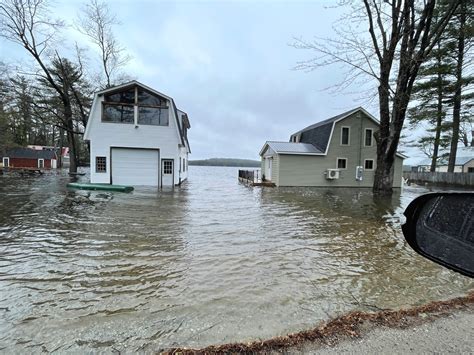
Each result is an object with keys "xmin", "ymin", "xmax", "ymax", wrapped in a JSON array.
[{"xmin": 190, "ymin": 158, "xmax": 261, "ymax": 168}]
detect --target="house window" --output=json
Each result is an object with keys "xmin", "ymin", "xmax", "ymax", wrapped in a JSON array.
[
  {"xmin": 163, "ymin": 160, "xmax": 173, "ymax": 174},
  {"xmin": 38, "ymin": 159, "xmax": 44, "ymax": 169},
  {"xmin": 138, "ymin": 107, "xmax": 169, "ymax": 126},
  {"xmin": 341, "ymin": 127, "xmax": 350, "ymax": 145},
  {"xmin": 104, "ymin": 88, "xmax": 135, "ymax": 104},
  {"xmin": 365, "ymin": 129, "xmax": 373, "ymax": 146},
  {"xmin": 103, "ymin": 104, "xmax": 134, "ymax": 123},
  {"xmin": 183, "ymin": 158, "xmax": 186, "ymax": 172},
  {"xmin": 468, "ymin": 167, "xmax": 474, "ymax": 173},
  {"xmin": 337, "ymin": 158, "xmax": 347, "ymax": 169},
  {"xmin": 2, "ymin": 157, "xmax": 9, "ymax": 167},
  {"xmin": 364, "ymin": 159, "xmax": 374, "ymax": 170},
  {"xmin": 102, "ymin": 86, "xmax": 169, "ymax": 126},
  {"xmin": 96, "ymin": 156, "xmax": 106, "ymax": 173}
]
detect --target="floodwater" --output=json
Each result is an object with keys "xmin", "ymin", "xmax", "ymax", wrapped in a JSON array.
[{"xmin": 0, "ymin": 166, "xmax": 472, "ymax": 352}]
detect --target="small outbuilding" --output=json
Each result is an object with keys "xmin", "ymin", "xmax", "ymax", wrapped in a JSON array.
[
  {"xmin": 259, "ymin": 107, "xmax": 406, "ymax": 187},
  {"xmin": 414, "ymin": 155, "xmax": 474, "ymax": 173},
  {"xmin": 2, "ymin": 148, "xmax": 58, "ymax": 169}
]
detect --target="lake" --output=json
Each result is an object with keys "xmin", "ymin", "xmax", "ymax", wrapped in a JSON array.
[{"xmin": 0, "ymin": 166, "xmax": 472, "ymax": 352}]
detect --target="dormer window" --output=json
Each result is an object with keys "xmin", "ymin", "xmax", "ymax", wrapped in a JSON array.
[{"xmin": 102, "ymin": 86, "xmax": 169, "ymax": 126}]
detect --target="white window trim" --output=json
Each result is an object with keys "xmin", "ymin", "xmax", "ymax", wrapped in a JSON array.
[
  {"xmin": 364, "ymin": 159, "xmax": 375, "ymax": 171},
  {"xmin": 340, "ymin": 126, "xmax": 350, "ymax": 146},
  {"xmin": 2, "ymin": 157, "xmax": 9, "ymax": 167},
  {"xmin": 96, "ymin": 156, "xmax": 107, "ymax": 173},
  {"xmin": 336, "ymin": 157, "xmax": 348, "ymax": 170},
  {"xmin": 38, "ymin": 158, "xmax": 45, "ymax": 168},
  {"xmin": 364, "ymin": 128, "xmax": 373, "ymax": 147}
]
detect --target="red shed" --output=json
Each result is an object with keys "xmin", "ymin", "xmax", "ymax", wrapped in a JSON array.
[{"xmin": 2, "ymin": 148, "xmax": 58, "ymax": 169}]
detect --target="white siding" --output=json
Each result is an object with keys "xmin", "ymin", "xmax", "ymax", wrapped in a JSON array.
[
  {"xmin": 87, "ymin": 94, "xmax": 184, "ymax": 185},
  {"xmin": 111, "ymin": 148, "xmax": 160, "ymax": 186},
  {"xmin": 464, "ymin": 159, "xmax": 474, "ymax": 173}
]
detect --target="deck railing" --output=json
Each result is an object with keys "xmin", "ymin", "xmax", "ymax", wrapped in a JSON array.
[{"xmin": 238, "ymin": 169, "xmax": 259, "ymax": 183}]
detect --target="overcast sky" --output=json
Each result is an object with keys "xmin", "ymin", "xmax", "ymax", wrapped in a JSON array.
[{"xmin": 1, "ymin": 0, "xmax": 426, "ymax": 163}]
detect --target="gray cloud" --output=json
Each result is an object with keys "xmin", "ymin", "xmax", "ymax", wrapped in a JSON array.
[{"xmin": 5, "ymin": 0, "xmax": 413, "ymax": 161}]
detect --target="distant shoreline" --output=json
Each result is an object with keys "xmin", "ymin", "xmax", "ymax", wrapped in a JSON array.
[{"xmin": 189, "ymin": 158, "xmax": 260, "ymax": 168}]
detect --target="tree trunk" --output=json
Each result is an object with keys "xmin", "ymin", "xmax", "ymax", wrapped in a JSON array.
[
  {"xmin": 373, "ymin": 153, "xmax": 395, "ymax": 193},
  {"xmin": 448, "ymin": 0, "xmax": 465, "ymax": 173},
  {"xmin": 431, "ymin": 70, "xmax": 444, "ymax": 172},
  {"xmin": 373, "ymin": 71, "xmax": 394, "ymax": 194},
  {"xmin": 64, "ymin": 103, "xmax": 78, "ymax": 173}
]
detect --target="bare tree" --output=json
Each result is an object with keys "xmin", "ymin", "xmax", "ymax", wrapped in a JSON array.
[
  {"xmin": 293, "ymin": 1, "xmax": 459, "ymax": 194},
  {"xmin": 78, "ymin": 0, "xmax": 130, "ymax": 88},
  {"xmin": 0, "ymin": 0, "xmax": 80, "ymax": 173}
]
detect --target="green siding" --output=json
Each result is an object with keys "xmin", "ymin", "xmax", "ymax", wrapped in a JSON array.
[
  {"xmin": 272, "ymin": 154, "xmax": 280, "ymax": 186},
  {"xmin": 276, "ymin": 111, "xmax": 403, "ymax": 187},
  {"xmin": 261, "ymin": 154, "xmax": 280, "ymax": 185}
]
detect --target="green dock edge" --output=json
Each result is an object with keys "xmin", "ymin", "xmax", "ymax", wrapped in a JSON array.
[{"xmin": 67, "ymin": 182, "xmax": 134, "ymax": 192}]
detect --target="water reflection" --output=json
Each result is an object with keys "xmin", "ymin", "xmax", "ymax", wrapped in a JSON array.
[{"xmin": 0, "ymin": 167, "xmax": 472, "ymax": 352}]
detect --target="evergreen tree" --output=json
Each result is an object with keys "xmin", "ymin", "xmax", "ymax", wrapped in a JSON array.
[
  {"xmin": 407, "ymin": 0, "xmax": 474, "ymax": 170},
  {"xmin": 446, "ymin": 0, "xmax": 474, "ymax": 171}
]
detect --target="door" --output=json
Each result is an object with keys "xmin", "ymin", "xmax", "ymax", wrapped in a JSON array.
[
  {"xmin": 111, "ymin": 148, "xmax": 160, "ymax": 186},
  {"xmin": 265, "ymin": 158, "xmax": 272, "ymax": 181},
  {"xmin": 161, "ymin": 159, "xmax": 174, "ymax": 187},
  {"xmin": 38, "ymin": 159, "xmax": 44, "ymax": 169},
  {"xmin": 2, "ymin": 157, "xmax": 9, "ymax": 167}
]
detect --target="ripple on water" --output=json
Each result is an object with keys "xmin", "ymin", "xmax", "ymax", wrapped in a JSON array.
[{"xmin": 0, "ymin": 167, "xmax": 472, "ymax": 352}]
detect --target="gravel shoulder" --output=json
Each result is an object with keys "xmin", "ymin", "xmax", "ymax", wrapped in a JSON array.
[
  {"xmin": 165, "ymin": 292, "xmax": 474, "ymax": 354},
  {"xmin": 297, "ymin": 307, "xmax": 474, "ymax": 354}
]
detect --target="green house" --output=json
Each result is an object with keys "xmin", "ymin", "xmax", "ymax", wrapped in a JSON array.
[{"xmin": 259, "ymin": 107, "xmax": 406, "ymax": 187}]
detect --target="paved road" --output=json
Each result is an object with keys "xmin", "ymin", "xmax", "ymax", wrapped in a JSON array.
[{"xmin": 298, "ymin": 311, "xmax": 474, "ymax": 354}]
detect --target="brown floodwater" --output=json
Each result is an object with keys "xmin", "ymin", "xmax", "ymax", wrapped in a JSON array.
[{"xmin": 0, "ymin": 166, "xmax": 472, "ymax": 352}]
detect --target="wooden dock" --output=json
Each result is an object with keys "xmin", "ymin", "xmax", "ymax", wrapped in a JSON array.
[{"xmin": 238, "ymin": 170, "xmax": 275, "ymax": 187}]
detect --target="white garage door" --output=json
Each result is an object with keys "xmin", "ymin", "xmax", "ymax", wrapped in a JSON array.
[{"xmin": 111, "ymin": 148, "xmax": 159, "ymax": 186}]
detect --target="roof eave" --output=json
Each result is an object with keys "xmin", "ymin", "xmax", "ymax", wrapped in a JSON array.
[{"xmin": 277, "ymin": 152, "xmax": 325, "ymax": 156}]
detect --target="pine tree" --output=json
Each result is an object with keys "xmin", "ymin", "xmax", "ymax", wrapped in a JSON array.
[
  {"xmin": 446, "ymin": 0, "xmax": 474, "ymax": 171},
  {"xmin": 407, "ymin": 0, "xmax": 474, "ymax": 171}
]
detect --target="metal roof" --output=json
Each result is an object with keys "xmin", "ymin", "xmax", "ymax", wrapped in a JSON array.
[
  {"xmin": 5, "ymin": 148, "xmax": 56, "ymax": 160},
  {"xmin": 264, "ymin": 141, "xmax": 324, "ymax": 155},
  {"xmin": 417, "ymin": 156, "xmax": 474, "ymax": 166}
]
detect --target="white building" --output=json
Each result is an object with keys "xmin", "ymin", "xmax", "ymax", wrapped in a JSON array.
[
  {"xmin": 414, "ymin": 148, "xmax": 474, "ymax": 173},
  {"xmin": 84, "ymin": 81, "xmax": 191, "ymax": 187}
]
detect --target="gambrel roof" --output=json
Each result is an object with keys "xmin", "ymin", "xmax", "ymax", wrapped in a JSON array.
[
  {"xmin": 290, "ymin": 107, "xmax": 374, "ymax": 154},
  {"xmin": 261, "ymin": 107, "xmax": 406, "ymax": 159},
  {"xmin": 84, "ymin": 81, "xmax": 191, "ymax": 153}
]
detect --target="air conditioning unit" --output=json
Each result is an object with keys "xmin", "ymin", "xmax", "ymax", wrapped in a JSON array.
[{"xmin": 326, "ymin": 169, "xmax": 340, "ymax": 180}]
